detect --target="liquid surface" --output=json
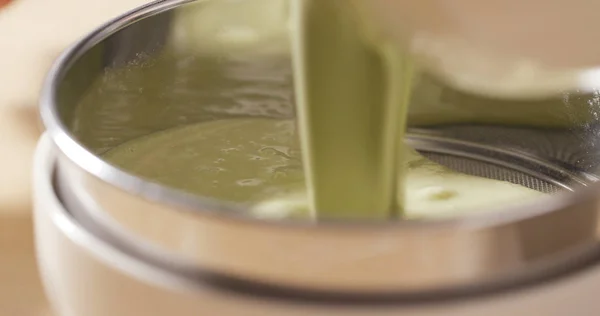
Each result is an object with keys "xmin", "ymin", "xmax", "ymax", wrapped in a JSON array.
[
  {"xmin": 103, "ymin": 119, "xmax": 542, "ymax": 220},
  {"xmin": 290, "ymin": 0, "xmax": 413, "ymax": 219},
  {"xmin": 82, "ymin": 0, "xmax": 584, "ymax": 222}
]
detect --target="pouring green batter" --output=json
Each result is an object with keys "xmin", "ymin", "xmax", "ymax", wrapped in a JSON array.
[
  {"xmin": 290, "ymin": 0, "xmax": 413, "ymax": 219},
  {"xmin": 101, "ymin": 0, "xmax": 544, "ymax": 221}
]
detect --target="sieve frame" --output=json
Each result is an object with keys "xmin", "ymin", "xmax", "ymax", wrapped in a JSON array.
[{"xmin": 41, "ymin": 0, "xmax": 600, "ymax": 297}]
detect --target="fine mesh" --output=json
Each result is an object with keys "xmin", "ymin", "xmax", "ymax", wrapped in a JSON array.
[{"xmin": 421, "ymin": 152, "xmax": 560, "ymax": 193}]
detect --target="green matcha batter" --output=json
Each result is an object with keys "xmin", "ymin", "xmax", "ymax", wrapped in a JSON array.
[
  {"xmin": 290, "ymin": 0, "xmax": 413, "ymax": 220},
  {"xmin": 103, "ymin": 118, "xmax": 542, "ymax": 220},
  {"xmin": 100, "ymin": 0, "xmax": 548, "ymax": 222}
]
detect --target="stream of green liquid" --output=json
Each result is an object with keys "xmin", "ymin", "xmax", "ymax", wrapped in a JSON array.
[{"xmin": 290, "ymin": 0, "xmax": 413, "ymax": 219}]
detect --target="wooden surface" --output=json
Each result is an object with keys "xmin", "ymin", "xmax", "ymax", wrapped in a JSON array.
[{"xmin": 0, "ymin": 0, "xmax": 149, "ymax": 315}]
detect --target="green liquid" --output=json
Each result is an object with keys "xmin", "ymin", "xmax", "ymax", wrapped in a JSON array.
[
  {"xmin": 103, "ymin": 118, "xmax": 542, "ymax": 220},
  {"xmin": 290, "ymin": 0, "xmax": 413, "ymax": 220},
  {"xmin": 95, "ymin": 0, "xmax": 552, "ymax": 222}
]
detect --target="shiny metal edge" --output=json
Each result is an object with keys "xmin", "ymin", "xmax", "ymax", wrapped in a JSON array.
[
  {"xmin": 38, "ymin": 0, "xmax": 600, "ymax": 296},
  {"xmin": 39, "ymin": 0, "xmax": 600, "ymax": 232},
  {"xmin": 37, "ymin": 136, "xmax": 600, "ymax": 304}
]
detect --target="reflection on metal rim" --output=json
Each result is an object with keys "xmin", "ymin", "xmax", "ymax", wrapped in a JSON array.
[{"xmin": 39, "ymin": 0, "xmax": 600, "ymax": 296}]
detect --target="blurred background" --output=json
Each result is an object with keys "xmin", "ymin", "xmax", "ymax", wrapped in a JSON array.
[
  {"xmin": 0, "ymin": 1, "xmax": 149, "ymax": 314},
  {"xmin": 6, "ymin": 0, "xmax": 600, "ymax": 315}
]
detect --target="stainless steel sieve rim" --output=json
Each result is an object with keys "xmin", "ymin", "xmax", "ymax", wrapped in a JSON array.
[
  {"xmin": 38, "ymin": 0, "xmax": 600, "ymax": 296},
  {"xmin": 36, "ymin": 135, "xmax": 600, "ymax": 307},
  {"xmin": 40, "ymin": 0, "xmax": 600, "ymax": 230}
]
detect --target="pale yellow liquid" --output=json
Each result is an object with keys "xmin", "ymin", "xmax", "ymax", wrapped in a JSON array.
[{"xmin": 103, "ymin": 118, "xmax": 542, "ymax": 220}]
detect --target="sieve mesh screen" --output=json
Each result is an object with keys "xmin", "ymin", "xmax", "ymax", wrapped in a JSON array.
[{"xmin": 421, "ymin": 152, "xmax": 560, "ymax": 193}]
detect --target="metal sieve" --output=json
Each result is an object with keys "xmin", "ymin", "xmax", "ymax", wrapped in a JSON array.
[{"xmin": 40, "ymin": 0, "xmax": 600, "ymax": 301}]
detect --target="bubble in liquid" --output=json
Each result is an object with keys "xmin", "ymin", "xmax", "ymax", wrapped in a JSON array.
[{"xmin": 236, "ymin": 178, "xmax": 264, "ymax": 186}]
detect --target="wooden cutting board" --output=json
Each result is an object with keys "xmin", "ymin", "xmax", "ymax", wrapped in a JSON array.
[{"xmin": 0, "ymin": 0, "xmax": 149, "ymax": 315}]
